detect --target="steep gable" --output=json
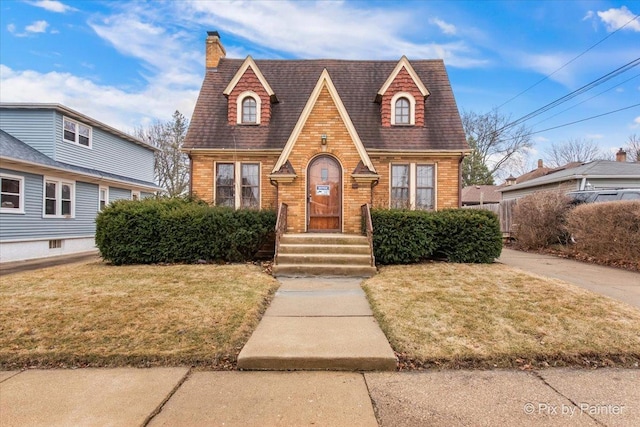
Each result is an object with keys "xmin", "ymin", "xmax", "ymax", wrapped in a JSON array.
[
  {"xmin": 377, "ymin": 57, "xmax": 430, "ymax": 128},
  {"xmin": 223, "ymin": 56, "xmax": 276, "ymax": 125},
  {"xmin": 271, "ymin": 69, "xmax": 375, "ymax": 174}
]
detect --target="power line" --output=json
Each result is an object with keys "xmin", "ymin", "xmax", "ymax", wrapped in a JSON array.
[
  {"xmin": 495, "ymin": 12, "xmax": 640, "ymax": 110},
  {"xmin": 530, "ymin": 72, "xmax": 640, "ymax": 128},
  {"xmin": 528, "ymin": 103, "xmax": 640, "ymax": 136},
  {"xmin": 500, "ymin": 57, "xmax": 640, "ymax": 132}
]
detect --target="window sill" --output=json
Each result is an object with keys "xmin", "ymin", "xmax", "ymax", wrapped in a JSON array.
[{"xmin": 0, "ymin": 209, "xmax": 25, "ymax": 214}]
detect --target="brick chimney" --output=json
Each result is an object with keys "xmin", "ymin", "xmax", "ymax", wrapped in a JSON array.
[
  {"xmin": 206, "ymin": 31, "xmax": 226, "ymax": 69},
  {"xmin": 537, "ymin": 159, "xmax": 543, "ymax": 169},
  {"xmin": 616, "ymin": 148, "xmax": 627, "ymax": 162}
]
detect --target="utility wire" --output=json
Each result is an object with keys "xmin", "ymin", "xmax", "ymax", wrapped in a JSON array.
[
  {"xmin": 498, "ymin": 57, "xmax": 640, "ymax": 132},
  {"xmin": 530, "ymin": 72, "xmax": 640, "ymax": 127},
  {"xmin": 495, "ymin": 12, "xmax": 640, "ymax": 110},
  {"xmin": 527, "ymin": 103, "xmax": 640, "ymax": 136}
]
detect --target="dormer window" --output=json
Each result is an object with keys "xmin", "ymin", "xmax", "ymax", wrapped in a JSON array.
[
  {"xmin": 395, "ymin": 98, "xmax": 410, "ymax": 124},
  {"xmin": 242, "ymin": 97, "xmax": 257, "ymax": 123},
  {"xmin": 391, "ymin": 92, "xmax": 416, "ymax": 125},
  {"xmin": 237, "ymin": 91, "xmax": 261, "ymax": 124},
  {"xmin": 63, "ymin": 117, "xmax": 92, "ymax": 147}
]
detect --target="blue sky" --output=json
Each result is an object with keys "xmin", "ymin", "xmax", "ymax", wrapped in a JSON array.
[{"xmin": 1, "ymin": 0, "xmax": 639, "ymax": 174}]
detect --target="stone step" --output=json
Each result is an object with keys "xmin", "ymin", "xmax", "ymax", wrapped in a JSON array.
[
  {"xmin": 276, "ymin": 253, "xmax": 371, "ymax": 266},
  {"xmin": 278, "ymin": 243, "xmax": 371, "ymax": 255},
  {"xmin": 272, "ymin": 264, "xmax": 377, "ymax": 278},
  {"xmin": 280, "ymin": 233, "xmax": 369, "ymax": 246}
]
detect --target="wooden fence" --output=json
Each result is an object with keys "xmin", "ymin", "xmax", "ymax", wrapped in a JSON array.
[{"xmin": 462, "ymin": 199, "xmax": 517, "ymax": 236}]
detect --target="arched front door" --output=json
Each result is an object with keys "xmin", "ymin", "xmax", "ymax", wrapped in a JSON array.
[{"xmin": 307, "ymin": 155, "xmax": 342, "ymax": 232}]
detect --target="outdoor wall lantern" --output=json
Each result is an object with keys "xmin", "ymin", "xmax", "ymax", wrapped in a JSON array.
[{"xmin": 321, "ymin": 134, "xmax": 327, "ymax": 145}]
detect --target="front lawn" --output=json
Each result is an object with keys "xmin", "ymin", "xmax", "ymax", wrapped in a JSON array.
[
  {"xmin": 0, "ymin": 261, "xmax": 279, "ymax": 369},
  {"xmin": 363, "ymin": 263, "xmax": 640, "ymax": 369}
]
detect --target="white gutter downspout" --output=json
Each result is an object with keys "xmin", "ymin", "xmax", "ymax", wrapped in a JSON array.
[{"xmin": 580, "ymin": 177, "xmax": 587, "ymax": 190}]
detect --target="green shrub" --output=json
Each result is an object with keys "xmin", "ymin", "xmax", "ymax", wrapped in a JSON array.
[
  {"xmin": 370, "ymin": 208, "xmax": 502, "ymax": 264},
  {"xmin": 95, "ymin": 197, "xmax": 276, "ymax": 265}
]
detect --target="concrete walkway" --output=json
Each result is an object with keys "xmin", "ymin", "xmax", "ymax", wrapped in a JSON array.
[
  {"xmin": 2, "ymin": 368, "xmax": 638, "ymax": 426},
  {"xmin": 237, "ymin": 277, "xmax": 397, "ymax": 370},
  {"xmin": 498, "ymin": 248, "xmax": 640, "ymax": 309}
]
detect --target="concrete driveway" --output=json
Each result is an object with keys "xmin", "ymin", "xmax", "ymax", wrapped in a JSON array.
[{"xmin": 498, "ymin": 248, "xmax": 640, "ymax": 310}]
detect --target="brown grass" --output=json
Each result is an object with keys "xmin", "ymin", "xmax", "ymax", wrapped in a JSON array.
[
  {"xmin": 0, "ymin": 261, "xmax": 279, "ymax": 369},
  {"xmin": 363, "ymin": 263, "xmax": 640, "ymax": 369}
]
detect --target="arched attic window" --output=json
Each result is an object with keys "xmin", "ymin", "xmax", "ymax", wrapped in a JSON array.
[
  {"xmin": 390, "ymin": 92, "xmax": 416, "ymax": 125},
  {"xmin": 237, "ymin": 91, "xmax": 262, "ymax": 124}
]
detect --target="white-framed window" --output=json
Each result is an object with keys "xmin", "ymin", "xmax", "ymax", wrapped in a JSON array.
[
  {"xmin": 0, "ymin": 173, "xmax": 24, "ymax": 214},
  {"xmin": 390, "ymin": 163, "xmax": 436, "ymax": 210},
  {"xmin": 131, "ymin": 191, "xmax": 140, "ymax": 201},
  {"xmin": 63, "ymin": 116, "xmax": 92, "ymax": 148},
  {"xmin": 215, "ymin": 162, "xmax": 260, "ymax": 209},
  {"xmin": 43, "ymin": 177, "xmax": 75, "ymax": 218},
  {"xmin": 99, "ymin": 186, "xmax": 109, "ymax": 211},
  {"xmin": 236, "ymin": 91, "xmax": 261, "ymax": 124},
  {"xmin": 390, "ymin": 92, "xmax": 416, "ymax": 125}
]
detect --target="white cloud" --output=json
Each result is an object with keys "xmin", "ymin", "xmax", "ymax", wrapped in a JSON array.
[
  {"xmin": 89, "ymin": 13, "xmax": 203, "ymax": 88},
  {"xmin": 517, "ymin": 52, "xmax": 575, "ymax": 86},
  {"xmin": 533, "ymin": 136, "xmax": 549, "ymax": 144},
  {"xmin": 25, "ymin": 20, "xmax": 49, "ymax": 33},
  {"xmin": 583, "ymin": 11, "xmax": 594, "ymax": 20},
  {"xmin": 7, "ymin": 23, "xmax": 16, "ymax": 33},
  {"xmin": 431, "ymin": 18, "xmax": 457, "ymax": 35},
  {"xmin": 181, "ymin": 0, "xmax": 487, "ymax": 67},
  {"xmin": 597, "ymin": 6, "xmax": 640, "ymax": 32},
  {"xmin": 0, "ymin": 65, "xmax": 198, "ymax": 132},
  {"xmin": 29, "ymin": 0, "xmax": 76, "ymax": 13},
  {"xmin": 632, "ymin": 116, "xmax": 640, "ymax": 128}
]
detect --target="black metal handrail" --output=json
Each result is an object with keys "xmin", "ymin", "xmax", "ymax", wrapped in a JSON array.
[
  {"xmin": 361, "ymin": 203, "xmax": 375, "ymax": 267},
  {"xmin": 274, "ymin": 202, "xmax": 288, "ymax": 264}
]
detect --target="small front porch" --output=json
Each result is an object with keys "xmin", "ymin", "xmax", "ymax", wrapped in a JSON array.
[{"xmin": 272, "ymin": 203, "xmax": 377, "ymax": 278}]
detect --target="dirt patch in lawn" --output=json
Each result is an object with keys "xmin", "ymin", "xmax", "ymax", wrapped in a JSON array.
[
  {"xmin": 363, "ymin": 263, "xmax": 640, "ymax": 370},
  {"xmin": 0, "ymin": 261, "xmax": 279, "ymax": 369}
]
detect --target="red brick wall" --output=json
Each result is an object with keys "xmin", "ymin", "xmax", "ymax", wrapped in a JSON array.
[
  {"xmin": 381, "ymin": 67, "xmax": 425, "ymax": 127},
  {"xmin": 227, "ymin": 67, "xmax": 271, "ymax": 125}
]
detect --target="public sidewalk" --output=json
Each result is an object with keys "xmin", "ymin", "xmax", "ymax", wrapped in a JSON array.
[
  {"xmin": 237, "ymin": 277, "xmax": 397, "ymax": 370},
  {"xmin": 498, "ymin": 248, "xmax": 640, "ymax": 309},
  {"xmin": 1, "ymin": 368, "xmax": 638, "ymax": 426}
]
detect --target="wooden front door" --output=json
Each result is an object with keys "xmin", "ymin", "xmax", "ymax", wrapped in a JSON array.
[{"xmin": 307, "ymin": 156, "xmax": 341, "ymax": 232}]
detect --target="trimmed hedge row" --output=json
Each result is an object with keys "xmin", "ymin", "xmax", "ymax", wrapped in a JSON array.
[
  {"xmin": 95, "ymin": 197, "xmax": 276, "ymax": 265},
  {"xmin": 370, "ymin": 208, "xmax": 502, "ymax": 264}
]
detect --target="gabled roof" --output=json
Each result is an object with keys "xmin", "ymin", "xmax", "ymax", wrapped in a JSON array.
[
  {"xmin": 184, "ymin": 58, "xmax": 467, "ymax": 153},
  {"xmin": 377, "ymin": 56, "xmax": 430, "ymax": 98},
  {"xmin": 0, "ymin": 103, "xmax": 157, "ymax": 152},
  {"xmin": 223, "ymin": 56, "xmax": 276, "ymax": 99},
  {"xmin": 462, "ymin": 185, "xmax": 503, "ymax": 204},
  {"xmin": 500, "ymin": 160, "xmax": 640, "ymax": 193},
  {"xmin": 0, "ymin": 129, "xmax": 159, "ymax": 190},
  {"xmin": 272, "ymin": 68, "xmax": 375, "ymax": 173}
]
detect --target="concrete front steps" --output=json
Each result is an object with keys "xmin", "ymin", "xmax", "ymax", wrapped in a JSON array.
[{"xmin": 272, "ymin": 233, "xmax": 377, "ymax": 278}]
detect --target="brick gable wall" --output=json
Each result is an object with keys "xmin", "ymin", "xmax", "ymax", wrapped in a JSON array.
[
  {"xmin": 277, "ymin": 85, "xmax": 371, "ymax": 234},
  {"xmin": 381, "ymin": 67, "xmax": 425, "ymax": 127},
  {"xmin": 227, "ymin": 67, "xmax": 271, "ymax": 125}
]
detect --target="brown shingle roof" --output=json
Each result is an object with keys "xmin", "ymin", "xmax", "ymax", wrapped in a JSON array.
[
  {"xmin": 185, "ymin": 58, "xmax": 467, "ymax": 152},
  {"xmin": 461, "ymin": 185, "xmax": 503, "ymax": 204}
]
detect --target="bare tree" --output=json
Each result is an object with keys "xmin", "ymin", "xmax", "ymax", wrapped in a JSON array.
[
  {"xmin": 136, "ymin": 111, "xmax": 190, "ymax": 196},
  {"xmin": 625, "ymin": 134, "xmax": 640, "ymax": 162},
  {"xmin": 543, "ymin": 138, "xmax": 604, "ymax": 168},
  {"xmin": 461, "ymin": 110, "xmax": 532, "ymax": 182}
]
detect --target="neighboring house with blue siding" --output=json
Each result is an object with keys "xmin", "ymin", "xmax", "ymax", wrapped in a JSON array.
[{"xmin": 0, "ymin": 103, "xmax": 159, "ymax": 263}]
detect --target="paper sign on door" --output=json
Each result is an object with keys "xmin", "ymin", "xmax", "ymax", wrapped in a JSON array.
[{"xmin": 316, "ymin": 185, "xmax": 330, "ymax": 196}]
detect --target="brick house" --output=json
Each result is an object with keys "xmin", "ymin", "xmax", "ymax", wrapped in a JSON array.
[{"xmin": 184, "ymin": 32, "xmax": 469, "ymax": 239}]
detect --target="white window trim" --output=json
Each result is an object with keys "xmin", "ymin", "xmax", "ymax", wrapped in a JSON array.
[
  {"xmin": 389, "ymin": 162, "xmax": 437, "ymax": 210},
  {"xmin": 43, "ymin": 176, "xmax": 75, "ymax": 218},
  {"xmin": 0, "ymin": 173, "xmax": 25, "ymax": 214},
  {"xmin": 390, "ymin": 92, "xmax": 416, "ymax": 126},
  {"xmin": 99, "ymin": 186, "xmax": 109, "ymax": 211},
  {"xmin": 63, "ymin": 116, "xmax": 92, "ymax": 148},
  {"xmin": 214, "ymin": 161, "xmax": 261, "ymax": 209},
  {"xmin": 236, "ymin": 91, "xmax": 261, "ymax": 124}
]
